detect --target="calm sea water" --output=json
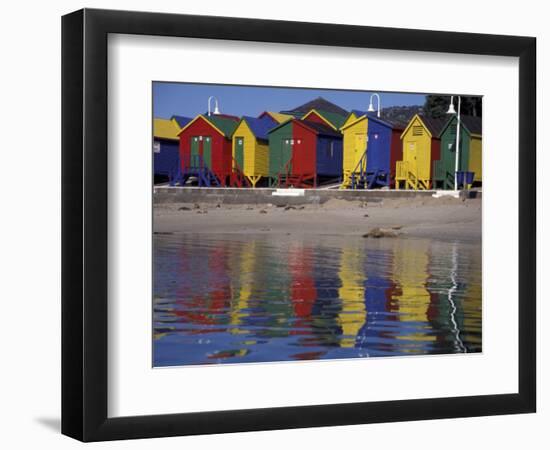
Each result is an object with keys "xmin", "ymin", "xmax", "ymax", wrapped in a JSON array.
[{"xmin": 153, "ymin": 234, "xmax": 481, "ymax": 366}]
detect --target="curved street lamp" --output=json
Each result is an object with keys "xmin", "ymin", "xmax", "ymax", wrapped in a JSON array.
[
  {"xmin": 447, "ymin": 95, "xmax": 461, "ymax": 191},
  {"xmin": 208, "ymin": 96, "xmax": 220, "ymax": 116},
  {"xmin": 367, "ymin": 93, "xmax": 381, "ymax": 118}
]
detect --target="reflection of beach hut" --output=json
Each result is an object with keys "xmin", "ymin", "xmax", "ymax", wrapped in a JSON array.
[
  {"xmin": 356, "ymin": 246, "xmax": 396, "ymax": 353},
  {"xmin": 339, "ymin": 111, "xmax": 404, "ymax": 189},
  {"xmin": 435, "ymin": 115, "xmax": 482, "ymax": 189},
  {"xmin": 176, "ymin": 114, "xmax": 239, "ymax": 186},
  {"xmin": 153, "ymin": 117, "xmax": 187, "ymax": 183},
  {"xmin": 395, "ymin": 114, "xmax": 445, "ymax": 190},
  {"xmin": 337, "ymin": 246, "xmax": 366, "ymax": 348},
  {"xmin": 391, "ymin": 240, "xmax": 436, "ymax": 347},
  {"xmin": 267, "ymin": 119, "xmax": 343, "ymax": 188},
  {"xmin": 231, "ymin": 115, "xmax": 278, "ymax": 187}
]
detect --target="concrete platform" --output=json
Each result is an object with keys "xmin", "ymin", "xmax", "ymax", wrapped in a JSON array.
[{"xmin": 153, "ymin": 186, "xmax": 481, "ymax": 206}]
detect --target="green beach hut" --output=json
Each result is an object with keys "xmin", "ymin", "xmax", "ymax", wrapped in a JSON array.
[{"xmin": 435, "ymin": 115, "xmax": 482, "ymax": 189}]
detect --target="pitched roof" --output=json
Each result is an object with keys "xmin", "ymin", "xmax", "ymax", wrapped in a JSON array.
[
  {"xmin": 302, "ymin": 109, "xmax": 347, "ymax": 130},
  {"xmin": 418, "ymin": 114, "xmax": 447, "ymax": 136},
  {"xmin": 349, "ymin": 110, "xmax": 406, "ymax": 130},
  {"xmin": 259, "ymin": 111, "xmax": 294, "ymax": 124},
  {"xmin": 170, "ymin": 115, "xmax": 192, "ymax": 128},
  {"xmin": 299, "ymin": 120, "xmax": 341, "ymax": 137},
  {"xmin": 240, "ymin": 115, "xmax": 278, "ymax": 140},
  {"xmin": 340, "ymin": 110, "xmax": 405, "ymax": 131},
  {"xmin": 281, "ymin": 97, "xmax": 349, "ymax": 116},
  {"xmin": 440, "ymin": 114, "xmax": 482, "ymax": 137},
  {"xmin": 459, "ymin": 115, "xmax": 482, "ymax": 135},
  {"xmin": 153, "ymin": 118, "xmax": 180, "ymax": 140},
  {"xmin": 205, "ymin": 115, "xmax": 239, "ymax": 138}
]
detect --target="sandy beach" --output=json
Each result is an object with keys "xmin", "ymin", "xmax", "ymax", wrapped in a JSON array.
[{"xmin": 153, "ymin": 195, "xmax": 482, "ymax": 242}]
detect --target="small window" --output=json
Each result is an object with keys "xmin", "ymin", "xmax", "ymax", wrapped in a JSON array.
[
  {"xmin": 412, "ymin": 126, "xmax": 424, "ymax": 136},
  {"xmin": 330, "ymin": 142, "xmax": 334, "ymax": 158},
  {"xmin": 205, "ymin": 137, "xmax": 210, "ymax": 142},
  {"xmin": 153, "ymin": 141, "xmax": 161, "ymax": 153}
]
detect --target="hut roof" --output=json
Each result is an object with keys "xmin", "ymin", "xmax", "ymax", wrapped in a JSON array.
[
  {"xmin": 417, "ymin": 114, "xmax": 447, "ymax": 136},
  {"xmin": 177, "ymin": 114, "xmax": 239, "ymax": 138},
  {"xmin": 153, "ymin": 118, "xmax": 180, "ymax": 140},
  {"xmin": 259, "ymin": 111, "xmax": 294, "ymax": 124},
  {"xmin": 302, "ymin": 109, "xmax": 348, "ymax": 130},
  {"xmin": 205, "ymin": 115, "xmax": 240, "ymax": 138},
  {"xmin": 267, "ymin": 118, "xmax": 340, "ymax": 137},
  {"xmin": 170, "ymin": 115, "xmax": 192, "ymax": 128},
  {"xmin": 439, "ymin": 114, "xmax": 482, "ymax": 137},
  {"xmin": 281, "ymin": 96, "xmax": 349, "ymax": 116},
  {"xmin": 240, "ymin": 115, "xmax": 278, "ymax": 140},
  {"xmin": 459, "ymin": 115, "xmax": 482, "ymax": 135},
  {"xmin": 347, "ymin": 110, "xmax": 406, "ymax": 130},
  {"xmin": 299, "ymin": 120, "xmax": 342, "ymax": 137}
]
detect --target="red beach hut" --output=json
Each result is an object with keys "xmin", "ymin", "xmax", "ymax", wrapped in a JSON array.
[
  {"xmin": 176, "ymin": 114, "xmax": 239, "ymax": 187},
  {"xmin": 268, "ymin": 119, "xmax": 343, "ymax": 188}
]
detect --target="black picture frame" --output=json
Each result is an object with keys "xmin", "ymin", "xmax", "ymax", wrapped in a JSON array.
[{"xmin": 62, "ymin": 8, "xmax": 536, "ymax": 442}]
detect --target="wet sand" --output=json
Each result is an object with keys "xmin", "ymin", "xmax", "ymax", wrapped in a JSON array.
[{"xmin": 154, "ymin": 196, "xmax": 482, "ymax": 242}]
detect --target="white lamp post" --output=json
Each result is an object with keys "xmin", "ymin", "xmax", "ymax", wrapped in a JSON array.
[
  {"xmin": 447, "ymin": 95, "xmax": 461, "ymax": 191},
  {"xmin": 207, "ymin": 96, "xmax": 220, "ymax": 116},
  {"xmin": 367, "ymin": 93, "xmax": 381, "ymax": 118}
]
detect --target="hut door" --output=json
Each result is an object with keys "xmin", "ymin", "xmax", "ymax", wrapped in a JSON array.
[
  {"xmin": 354, "ymin": 133, "xmax": 366, "ymax": 168},
  {"xmin": 190, "ymin": 137, "xmax": 200, "ymax": 167},
  {"xmin": 235, "ymin": 137, "xmax": 245, "ymax": 171},
  {"xmin": 408, "ymin": 141, "xmax": 418, "ymax": 175},
  {"xmin": 202, "ymin": 136, "xmax": 212, "ymax": 168},
  {"xmin": 282, "ymin": 137, "xmax": 293, "ymax": 172}
]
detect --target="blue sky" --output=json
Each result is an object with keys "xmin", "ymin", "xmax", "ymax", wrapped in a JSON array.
[{"xmin": 153, "ymin": 82, "xmax": 427, "ymax": 119}]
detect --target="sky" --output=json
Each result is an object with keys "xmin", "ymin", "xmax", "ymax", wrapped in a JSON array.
[{"xmin": 152, "ymin": 82, "xmax": 427, "ymax": 119}]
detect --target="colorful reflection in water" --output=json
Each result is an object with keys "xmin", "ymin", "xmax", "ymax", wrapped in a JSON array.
[{"xmin": 153, "ymin": 234, "xmax": 481, "ymax": 366}]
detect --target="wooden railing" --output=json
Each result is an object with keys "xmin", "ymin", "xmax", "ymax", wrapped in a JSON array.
[{"xmin": 396, "ymin": 161, "xmax": 409, "ymax": 180}]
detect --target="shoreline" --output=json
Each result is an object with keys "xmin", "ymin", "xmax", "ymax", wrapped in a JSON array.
[{"xmin": 153, "ymin": 196, "xmax": 482, "ymax": 243}]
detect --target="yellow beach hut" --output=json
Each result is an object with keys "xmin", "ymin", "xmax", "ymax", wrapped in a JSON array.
[
  {"xmin": 395, "ymin": 114, "xmax": 446, "ymax": 190},
  {"xmin": 339, "ymin": 111, "xmax": 368, "ymax": 188},
  {"xmin": 231, "ymin": 115, "xmax": 278, "ymax": 187}
]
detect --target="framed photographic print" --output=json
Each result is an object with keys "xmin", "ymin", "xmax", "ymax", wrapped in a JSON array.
[{"xmin": 62, "ymin": 8, "xmax": 536, "ymax": 442}]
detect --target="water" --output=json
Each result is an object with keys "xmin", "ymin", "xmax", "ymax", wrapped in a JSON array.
[{"xmin": 153, "ymin": 234, "xmax": 481, "ymax": 366}]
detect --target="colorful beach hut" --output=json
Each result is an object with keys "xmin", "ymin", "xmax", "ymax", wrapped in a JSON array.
[
  {"xmin": 267, "ymin": 119, "xmax": 343, "ymax": 188},
  {"xmin": 339, "ymin": 111, "xmax": 404, "ymax": 189},
  {"xmin": 177, "ymin": 114, "xmax": 239, "ymax": 187},
  {"xmin": 435, "ymin": 115, "xmax": 482, "ymax": 189},
  {"xmin": 395, "ymin": 114, "xmax": 446, "ymax": 190},
  {"xmin": 231, "ymin": 115, "xmax": 278, "ymax": 187},
  {"xmin": 270, "ymin": 119, "xmax": 343, "ymax": 188},
  {"xmin": 153, "ymin": 117, "xmax": 187, "ymax": 183}
]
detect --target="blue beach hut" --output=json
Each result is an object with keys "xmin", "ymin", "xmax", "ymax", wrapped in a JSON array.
[{"xmin": 153, "ymin": 116, "xmax": 191, "ymax": 183}]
